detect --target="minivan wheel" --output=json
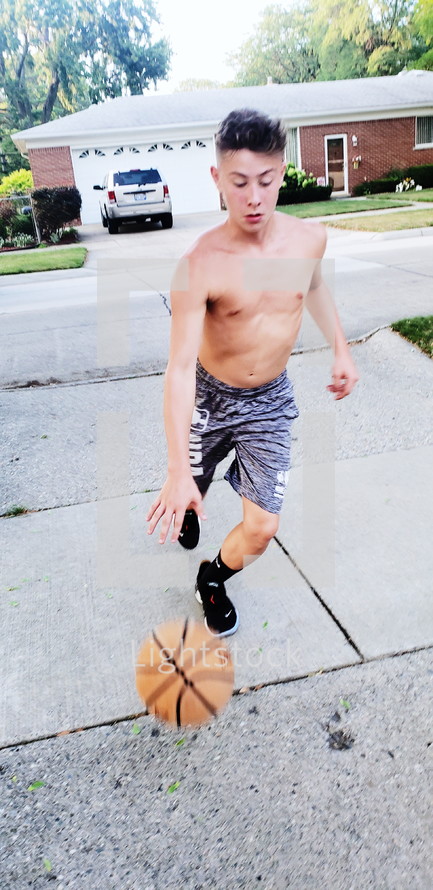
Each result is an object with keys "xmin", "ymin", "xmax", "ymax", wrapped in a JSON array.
[
  {"xmin": 101, "ymin": 210, "xmax": 108, "ymax": 228},
  {"xmin": 160, "ymin": 213, "xmax": 173, "ymax": 229},
  {"xmin": 107, "ymin": 219, "xmax": 119, "ymax": 234}
]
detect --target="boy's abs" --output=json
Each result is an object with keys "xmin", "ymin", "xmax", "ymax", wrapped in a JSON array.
[{"xmin": 198, "ymin": 298, "xmax": 303, "ymax": 388}]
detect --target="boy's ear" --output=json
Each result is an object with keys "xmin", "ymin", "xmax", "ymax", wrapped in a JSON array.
[{"xmin": 210, "ymin": 165, "xmax": 220, "ymax": 188}]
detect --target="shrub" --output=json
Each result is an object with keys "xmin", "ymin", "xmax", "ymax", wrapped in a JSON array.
[
  {"xmin": 9, "ymin": 212, "xmax": 34, "ymax": 238},
  {"xmin": 61, "ymin": 226, "xmax": 79, "ymax": 241},
  {"xmin": 0, "ymin": 199, "xmax": 37, "ymax": 246},
  {"xmin": 283, "ymin": 162, "xmax": 317, "ymax": 190},
  {"xmin": 278, "ymin": 163, "xmax": 332, "ymax": 204},
  {"xmin": 352, "ymin": 164, "xmax": 433, "ymax": 196},
  {"xmin": 0, "ymin": 199, "xmax": 16, "ymax": 225},
  {"xmin": 403, "ymin": 165, "xmax": 433, "ymax": 189},
  {"xmin": 11, "ymin": 233, "xmax": 34, "ymax": 248},
  {"xmin": 0, "ymin": 199, "xmax": 16, "ymax": 241},
  {"xmin": 0, "ymin": 169, "xmax": 33, "ymax": 196},
  {"xmin": 31, "ymin": 186, "xmax": 82, "ymax": 241},
  {"xmin": 352, "ymin": 178, "xmax": 399, "ymax": 196}
]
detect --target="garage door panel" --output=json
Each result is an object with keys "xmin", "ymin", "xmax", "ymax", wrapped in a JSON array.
[{"xmin": 72, "ymin": 138, "xmax": 219, "ymax": 224}]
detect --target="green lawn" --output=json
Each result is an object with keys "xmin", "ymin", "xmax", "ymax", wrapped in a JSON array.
[
  {"xmin": 279, "ymin": 196, "xmax": 405, "ymax": 218},
  {"xmin": 374, "ymin": 188, "xmax": 433, "ymax": 203},
  {"xmin": 0, "ymin": 246, "xmax": 87, "ymax": 275},
  {"xmin": 392, "ymin": 316, "xmax": 433, "ymax": 358},
  {"xmin": 325, "ymin": 207, "xmax": 433, "ymax": 232}
]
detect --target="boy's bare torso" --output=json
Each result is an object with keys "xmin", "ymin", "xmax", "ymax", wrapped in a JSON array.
[{"xmin": 191, "ymin": 212, "xmax": 323, "ymax": 388}]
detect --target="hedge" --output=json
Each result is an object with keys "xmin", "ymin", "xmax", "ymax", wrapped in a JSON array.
[
  {"xmin": 352, "ymin": 178, "xmax": 399, "ymax": 196},
  {"xmin": 353, "ymin": 164, "xmax": 433, "ymax": 196},
  {"xmin": 277, "ymin": 184, "xmax": 333, "ymax": 205}
]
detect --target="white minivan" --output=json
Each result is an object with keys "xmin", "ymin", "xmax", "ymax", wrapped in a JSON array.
[{"xmin": 94, "ymin": 168, "xmax": 173, "ymax": 234}]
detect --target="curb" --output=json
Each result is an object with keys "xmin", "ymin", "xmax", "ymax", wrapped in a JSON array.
[{"xmin": 369, "ymin": 226, "xmax": 433, "ymax": 241}]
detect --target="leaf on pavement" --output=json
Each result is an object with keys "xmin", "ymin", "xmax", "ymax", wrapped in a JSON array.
[{"xmin": 167, "ymin": 781, "xmax": 180, "ymax": 793}]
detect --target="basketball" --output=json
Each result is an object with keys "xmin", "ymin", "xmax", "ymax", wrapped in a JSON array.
[{"xmin": 135, "ymin": 617, "xmax": 234, "ymax": 728}]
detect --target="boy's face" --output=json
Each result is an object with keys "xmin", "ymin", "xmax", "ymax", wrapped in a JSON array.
[{"xmin": 211, "ymin": 149, "xmax": 286, "ymax": 233}]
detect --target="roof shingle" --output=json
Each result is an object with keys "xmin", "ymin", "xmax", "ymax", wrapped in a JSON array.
[{"xmin": 13, "ymin": 71, "xmax": 433, "ymax": 146}]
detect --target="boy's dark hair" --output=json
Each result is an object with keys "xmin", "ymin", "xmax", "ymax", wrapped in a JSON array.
[{"xmin": 215, "ymin": 108, "xmax": 286, "ymax": 156}]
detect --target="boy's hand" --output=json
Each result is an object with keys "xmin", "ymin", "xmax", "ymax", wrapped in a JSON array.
[
  {"xmin": 327, "ymin": 352, "xmax": 360, "ymax": 400},
  {"xmin": 146, "ymin": 474, "xmax": 206, "ymax": 544}
]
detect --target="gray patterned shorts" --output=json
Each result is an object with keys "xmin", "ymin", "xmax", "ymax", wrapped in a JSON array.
[{"xmin": 189, "ymin": 360, "xmax": 299, "ymax": 514}]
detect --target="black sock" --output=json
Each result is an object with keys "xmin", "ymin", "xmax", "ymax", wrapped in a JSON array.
[{"xmin": 199, "ymin": 550, "xmax": 241, "ymax": 595}]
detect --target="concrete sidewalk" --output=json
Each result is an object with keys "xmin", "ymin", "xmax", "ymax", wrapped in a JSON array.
[{"xmin": 0, "ymin": 221, "xmax": 432, "ymax": 889}]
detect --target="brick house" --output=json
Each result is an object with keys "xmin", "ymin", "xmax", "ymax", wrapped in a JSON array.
[{"xmin": 12, "ymin": 70, "xmax": 433, "ymax": 225}]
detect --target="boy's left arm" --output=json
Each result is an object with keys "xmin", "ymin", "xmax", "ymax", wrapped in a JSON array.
[{"xmin": 305, "ymin": 225, "xmax": 359, "ymax": 401}]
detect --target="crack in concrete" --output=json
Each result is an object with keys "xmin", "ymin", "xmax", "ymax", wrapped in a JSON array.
[
  {"xmin": 0, "ymin": 643, "xmax": 431, "ymax": 752},
  {"xmin": 0, "ymin": 326, "xmax": 394, "ymax": 392},
  {"xmin": 273, "ymin": 534, "xmax": 364, "ymax": 660}
]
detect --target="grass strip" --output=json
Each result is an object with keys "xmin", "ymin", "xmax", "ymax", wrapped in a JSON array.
[
  {"xmin": 325, "ymin": 208, "xmax": 433, "ymax": 232},
  {"xmin": 279, "ymin": 197, "xmax": 405, "ymax": 218},
  {"xmin": 0, "ymin": 247, "xmax": 87, "ymax": 275},
  {"xmin": 391, "ymin": 316, "xmax": 433, "ymax": 358}
]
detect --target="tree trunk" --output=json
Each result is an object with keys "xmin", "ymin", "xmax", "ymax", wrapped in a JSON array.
[{"xmin": 41, "ymin": 71, "xmax": 60, "ymax": 123}]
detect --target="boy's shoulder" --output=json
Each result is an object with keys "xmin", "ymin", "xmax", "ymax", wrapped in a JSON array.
[
  {"xmin": 277, "ymin": 212, "xmax": 327, "ymax": 256},
  {"xmin": 182, "ymin": 223, "xmax": 227, "ymax": 262}
]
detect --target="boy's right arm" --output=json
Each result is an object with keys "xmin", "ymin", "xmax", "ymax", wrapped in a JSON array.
[{"xmin": 146, "ymin": 254, "xmax": 208, "ymax": 544}]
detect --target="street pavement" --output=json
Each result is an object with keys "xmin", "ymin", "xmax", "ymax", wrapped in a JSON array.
[{"xmin": 0, "ymin": 213, "xmax": 432, "ymax": 889}]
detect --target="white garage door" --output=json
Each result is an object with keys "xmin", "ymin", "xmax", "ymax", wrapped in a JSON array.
[{"xmin": 71, "ymin": 138, "xmax": 219, "ymax": 224}]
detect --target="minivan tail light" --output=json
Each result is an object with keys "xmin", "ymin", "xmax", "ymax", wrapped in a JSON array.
[
  {"xmin": 163, "ymin": 184, "xmax": 169, "ymax": 197},
  {"xmin": 107, "ymin": 190, "xmax": 116, "ymax": 203}
]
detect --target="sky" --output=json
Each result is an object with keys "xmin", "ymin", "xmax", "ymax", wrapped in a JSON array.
[{"xmin": 153, "ymin": 0, "xmax": 271, "ymax": 92}]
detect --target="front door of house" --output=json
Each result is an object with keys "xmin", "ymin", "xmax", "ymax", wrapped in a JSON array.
[{"xmin": 325, "ymin": 135, "xmax": 347, "ymax": 193}]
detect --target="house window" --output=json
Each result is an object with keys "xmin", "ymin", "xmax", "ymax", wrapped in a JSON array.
[
  {"xmin": 181, "ymin": 141, "xmax": 191, "ymax": 149},
  {"xmin": 114, "ymin": 147, "xmax": 124, "ymax": 155},
  {"xmin": 162, "ymin": 143, "xmax": 173, "ymax": 150},
  {"xmin": 286, "ymin": 128, "xmax": 299, "ymax": 166},
  {"xmin": 148, "ymin": 144, "xmax": 158, "ymax": 152},
  {"xmin": 196, "ymin": 140, "xmax": 206, "ymax": 148},
  {"xmin": 416, "ymin": 117, "xmax": 433, "ymax": 146}
]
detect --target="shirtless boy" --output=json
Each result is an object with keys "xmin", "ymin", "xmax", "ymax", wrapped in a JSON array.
[{"xmin": 147, "ymin": 108, "xmax": 359, "ymax": 637}]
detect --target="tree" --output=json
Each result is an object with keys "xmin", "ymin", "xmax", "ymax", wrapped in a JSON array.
[
  {"xmin": 413, "ymin": 0, "xmax": 433, "ymax": 43},
  {"xmin": 229, "ymin": 0, "xmax": 427, "ymax": 84},
  {"xmin": 0, "ymin": 0, "xmax": 171, "ymax": 131},
  {"xmin": 228, "ymin": 4, "xmax": 320, "ymax": 86},
  {"xmin": 410, "ymin": 46, "xmax": 433, "ymax": 65},
  {"xmin": 410, "ymin": 0, "xmax": 433, "ymax": 64},
  {"xmin": 316, "ymin": 39, "xmax": 368, "ymax": 79},
  {"xmin": 311, "ymin": 0, "xmax": 419, "ymax": 76}
]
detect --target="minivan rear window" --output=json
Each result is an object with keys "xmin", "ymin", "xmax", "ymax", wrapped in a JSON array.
[{"xmin": 113, "ymin": 169, "xmax": 162, "ymax": 186}]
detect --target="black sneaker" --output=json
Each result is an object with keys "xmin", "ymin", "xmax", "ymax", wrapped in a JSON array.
[
  {"xmin": 195, "ymin": 560, "xmax": 239, "ymax": 637},
  {"xmin": 178, "ymin": 509, "xmax": 201, "ymax": 550}
]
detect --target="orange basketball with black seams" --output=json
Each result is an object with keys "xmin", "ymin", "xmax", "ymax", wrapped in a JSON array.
[{"xmin": 135, "ymin": 617, "xmax": 234, "ymax": 727}]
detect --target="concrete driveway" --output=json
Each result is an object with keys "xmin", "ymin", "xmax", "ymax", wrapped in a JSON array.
[{"xmin": 78, "ymin": 211, "xmax": 230, "ymax": 262}]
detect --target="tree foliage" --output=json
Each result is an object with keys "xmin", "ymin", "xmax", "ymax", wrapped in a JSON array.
[
  {"xmin": 229, "ymin": 1, "xmax": 429, "ymax": 85},
  {"xmin": 229, "ymin": 5, "xmax": 319, "ymax": 85},
  {"xmin": 0, "ymin": 168, "xmax": 33, "ymax": 195},
  {"xmin": 0, "ymin": 0, "xmax": 171, "ymax": 131},
  {"xmin": 413, "ymin": 0, "xmax": 433, "ymax": 44}
]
